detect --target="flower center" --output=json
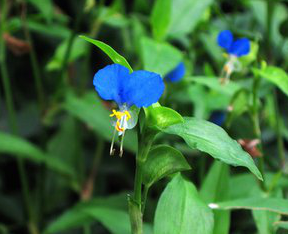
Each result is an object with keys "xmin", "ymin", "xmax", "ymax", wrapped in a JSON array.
[{"xmin": 110, "ymin": 109, "xmax": 131, "ymax": 133}]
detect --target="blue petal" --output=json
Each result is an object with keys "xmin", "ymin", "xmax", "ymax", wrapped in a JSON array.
[
  {"xmin": 165, "ymin": 62, "xmax": 185, "ymax": 83},
  {"xmin": 217, "ymin": 30, "xmax": 233, "ymax": 50},
  {"xmin": 93, "ymin": 64, "xmax": 130, "ymax": 105},
  {"xmin": 124, "ymin": 71, "xmax": 165, "ymax": 108},
  {"xmin": 228, "ymin": 38, "xmax": 250, "ymax": 57}
]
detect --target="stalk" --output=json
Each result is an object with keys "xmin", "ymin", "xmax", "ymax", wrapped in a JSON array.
[{"xmin": 0, "ymin": 1, "xmax": 38, "ymax": 233}]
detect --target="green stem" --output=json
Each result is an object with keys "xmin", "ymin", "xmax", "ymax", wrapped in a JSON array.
[
  {"xmin": 133, "ymin": 160, "xmax": 143, "ymax": 206},
  {"xmin": 141, "ymin": 186, "xmax": 149, "ymax": 213},
  {"xmin": 266, "ymin": 0, "xmax": 274, "ymax": 62},
  {"xmin": 83, "ymin": 225, "xmax": 91, "ymax": 234},
  {"xmin": 21, "ymin": 0, "xmax": 45, "ymax": 112},
  {"xmin": 252, "ymin": 75, "xmax": 266, "ymax": 191},
  {"xmin": 130, "ymin": 127, "xmax": 155, "ymax": 234},
  {"xmin": 272, "ymin": 90, "xmax": 285, "ymax": 169},
  {"xmin": 0, "ymin": 2, "xmax": 37, "ymax": 234},
  {"xmin": 60, "ymin": 1, "xmax": 85, "ymax": 87}
]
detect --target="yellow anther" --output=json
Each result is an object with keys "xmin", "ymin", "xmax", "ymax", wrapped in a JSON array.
[
  {"xmin": 110, "ymin": 109, "xmax": 132, "ymax": 133},
  {"xmin": 124, "ymin": 111, "xmax": 131, "ymax": 120}
]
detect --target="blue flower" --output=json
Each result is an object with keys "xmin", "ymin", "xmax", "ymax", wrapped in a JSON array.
[
  {"xmin": 217, "ymin": 30, "xmax": 250, "ymax": 57},
  {"xmin": 165, "ymin": 62, "xmax": 185, "ymax": 83},
  {"xmin": 93, "ymin": 63, "xmax": 164, "ymax": 156}
]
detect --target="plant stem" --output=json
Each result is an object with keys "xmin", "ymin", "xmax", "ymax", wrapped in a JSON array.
[
  {"xmin": 133, "ymin": 160, "xmax": 143, "ymax": 206},
  {"xmin": 60, "ymin": 1, "xmax": 85, "ymax": 87},
  {"xmin": 130, "ymin": 127, "xmax": 155, "ymax": 234},
  {"xmin": 272, "ymin": 90, "xmax": 286, "ymax": 169},
  {"xmin": 0, "ymin": 2, "xmax": 37, "ymax": 233},
  {"xmin": 21, "ymin": 0, "xmax": 45, "ymax": 112},
  {"xmin": 266, "ymin": 0, "xmax": 274, "ymax": 62},
  {"xmin": 141, "ymin": 186, "xmax": 149, "ymax": 213},
  {"xmin": 252, "ymin": 75, "xmax": 266, "ymax": 191}
]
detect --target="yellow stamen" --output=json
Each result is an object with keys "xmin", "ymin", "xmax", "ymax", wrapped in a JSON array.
[{"xmin": 110, "ymin": 109, "xmax": 131, "ymax": 133}]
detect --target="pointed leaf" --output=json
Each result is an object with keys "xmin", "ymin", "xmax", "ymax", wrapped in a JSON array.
[
  {"xmin": 164, "ymin": 117, "xmax": 263, "ymax": 180},
  {"xmin": 80, "ymin": 35, "xmax": 133, "ymax": 72},
  {"xmin": 211, "ymin": 198, "xmax": 288, "ymax": 215}
]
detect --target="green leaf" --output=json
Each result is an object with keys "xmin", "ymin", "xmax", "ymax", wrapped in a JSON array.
[
  {"xmin": 142, "ymin": 145, "xmax": 191, "ymax": 187},
  {"xmin": 253, "ymin": 66, "xmax": 288, "ymax": 97},
  {"xmin": 164, "ymin": 117, "xmax": 263, "ymax": 180},
  {"xmin": 84, "ymin": 207, "xmax": 130, "ymax": 234},
  {"xmin": 154, "ymin": 174, "xmax": 214, "ymax": 234},
  {"xmin": 187, "ymin": 77, "xmax": 242, "ymax": 97},
  {"xmin": 151, "ymin": 0, "xmax": 171, "ymax": 41},
  {"xmin": 274, "ymin": 221, "xmax": 288, "ymax": 230},
  {"xmin": 200, "ymin": 161, "xmax": 230, "ymax": 234},
  {"xmin": 46, "ymin": 37, "xmax": 88, "ymax": 71},
  {"xmin": 168, "ymin": 0, "xmax": 213, "ymax": 37},
  {"xmin": 211, "ymin": 197, "xmax": 288, "ymax": 215},
  {"xmin": 63, "ymin": 91, "xmax": 137, "ymax": 153},
  {"xmin": 145, "ymin": 105, "xmax": 184, "ymax": 131},
  {"xmin": 28, "ymin": 0, "xmax": 53, "ymax": 22},
  {"xmin": 8, "ymin": 18, "xmax": 70, "ymax": 38},
  {"xmin": 226, "ymin": 89, "xmax": 251, "ymax": 127},
  {"xmin": 141, "ymin": 37, "xmax": 182, "ymax": 76},
  {"xmin": 79, "ymin": 35, "xmax": 133, "ymax": 72},
  {"xmin": 44, "ymin": 193, "xmax": 128, "ymax": 234},
  {"xmin": 0, "ymin": 132, "xmax": 75, "ymax": 177}
]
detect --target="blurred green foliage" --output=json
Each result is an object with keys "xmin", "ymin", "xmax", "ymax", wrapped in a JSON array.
[{"xmin": 0, "ymin": 0, "xmax": 288, "ymax": 234}]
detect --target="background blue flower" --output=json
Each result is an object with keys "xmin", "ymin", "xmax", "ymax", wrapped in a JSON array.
[
  {"xmin": 93, "ymin": 64, "xmax": 165, "ymax": 108},
  {"xmin": 217, "ymin": 30, "xmax": 250, "ymax": 57},
  {"xmin": 165, "ymin": 62, "xmax": 185, "ymax": 82}
]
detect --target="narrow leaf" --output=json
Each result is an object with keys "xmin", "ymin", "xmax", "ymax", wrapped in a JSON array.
[
  {"xmin": 274, "ymin": 221, "xmax": 288, "ymax": 230},
  {"xmin": 211, "ymin": 198, "xmax": 288, "ymax": 215},
  {"xmin": 164, "ymin": 117, "xmax": 263, "ymax": 180},
  {"xmin": 79, "ymin": 35, "xmax": 133, "ymax": 72},
  {"xmin": 0, "ymin": 132, "xmax": 74, "ymax": 177}
]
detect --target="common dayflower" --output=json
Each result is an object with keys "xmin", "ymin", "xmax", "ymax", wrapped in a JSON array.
[
  {"xmin": 217, "ymin": 30, "xmax": 250, "ymax": 83},
  {"xmin": 93, "ymin": 64, "xmax": 164, "ymax": 156},
  {"xmin": 165, "ymin": 62, "xmax": 185, "ymax": 83}
]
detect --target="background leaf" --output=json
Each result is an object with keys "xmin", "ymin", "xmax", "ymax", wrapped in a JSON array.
[
  {"xmin": 168, "ymin": 0, "xmax": 213, "ymax": 37},
  {"xmin": 0, "ymin": 132, "xmax": 75, "ymax": 177},
  {"xmin": 253, "ymin": 66, "xmax": 288, "ymax": 97},
  {"xmin": 63, "ymin": 91, "xmax": 137, "ymax": 152},
  {"xmin": 150, "ymin": 0, "xmax": 171, "ymax": 41},
  {"xmin": 211, "ymin": 197, "xmax": 288, "ymax": 215},
  {"xmin": 141, "ymin": 37, "xmax": 182, "ymax": 76},
  {"xmin": 200, "ymin": 161, "xmax": 230, "ymax": 234}
]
